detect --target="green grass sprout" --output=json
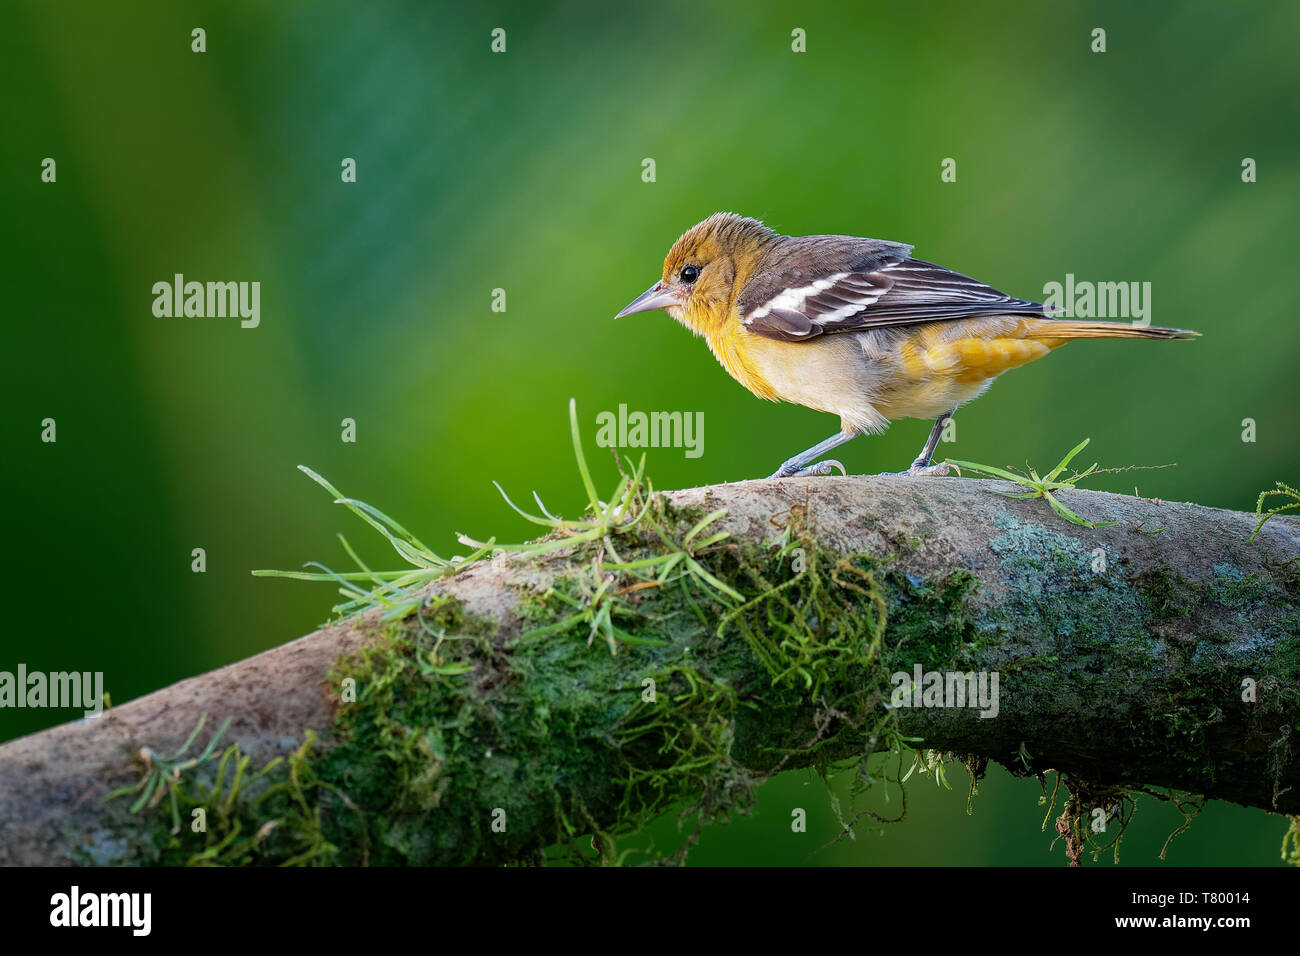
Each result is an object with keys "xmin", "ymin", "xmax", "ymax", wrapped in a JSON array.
[
  {"xmin": 458, "ymin": 397, "xmax": 655, "ymax": 558},
  {"xmin": 1248, "ymin": 481, "xmax": 1300, "ymax": 544},
  {"xmin": 252, "ymin": 465, "xmax": 493, "ymax": 619},
  {"xmin": 254, "ymin": 398, "xmax": 663, "ymax": 627},
  {"xmin": 945, "ymin": 438, "xmax": 1117, "ymax": 528}
]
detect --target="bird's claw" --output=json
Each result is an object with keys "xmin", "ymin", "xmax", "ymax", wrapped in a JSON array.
[
  {"xmin": 800, "ymin": 459, "xmax": 846, "ymax": 477},
  {"xmin": 885, "ymin": 461, "xmax": 959, "ymax": 478},
  {"xmin": 769, "ymin": 459, "xmax": 847, "ymax": 479}
]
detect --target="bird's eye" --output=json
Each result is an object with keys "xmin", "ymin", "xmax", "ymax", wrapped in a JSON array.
[{"xmin": 680, "ymin": 265, "xmax": 700, "ymax": 284}]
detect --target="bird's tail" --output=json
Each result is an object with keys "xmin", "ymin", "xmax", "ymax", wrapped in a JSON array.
[{"xmin": 1029, "ymin": 319, "xmax": 1200, "ymax": 341}]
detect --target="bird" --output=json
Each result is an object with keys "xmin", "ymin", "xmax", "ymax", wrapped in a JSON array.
[{"xmin": 615, "ymin": 212, "xmax": 1198, "ymax": 478}]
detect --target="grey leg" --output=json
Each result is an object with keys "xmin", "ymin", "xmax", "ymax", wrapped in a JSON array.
[
  {"xmin": 768, "ymin": 431, "xmax": 857, "ymax": 478},
  {"xmin": 889, "ymin": 410, "xmax": 957, "ymax": 477}
]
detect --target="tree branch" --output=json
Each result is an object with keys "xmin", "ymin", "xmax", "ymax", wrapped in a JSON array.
[{"xmin": 1, "ymin": 476, "xmax": 1296, "ymax": 865}]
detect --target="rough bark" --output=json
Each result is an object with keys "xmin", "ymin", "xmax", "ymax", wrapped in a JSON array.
[{"xmin": 0, "ymin": 476, "xmax": 1296, "ymax": 866}]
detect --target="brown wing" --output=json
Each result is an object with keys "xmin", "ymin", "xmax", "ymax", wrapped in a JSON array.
[{"xmin": 739, "ymin": 236, "xmax": 1048, "ymax": 342}]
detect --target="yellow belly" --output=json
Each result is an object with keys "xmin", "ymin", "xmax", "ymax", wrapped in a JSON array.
[{"xmin": 712, "ymin": 316, "xmax": 1064, "ymax": 433}]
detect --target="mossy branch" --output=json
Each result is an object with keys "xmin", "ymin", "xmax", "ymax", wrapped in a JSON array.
[{"xmin": 1, "ymin": 476, "xmax": 1297, "ymax": 865}]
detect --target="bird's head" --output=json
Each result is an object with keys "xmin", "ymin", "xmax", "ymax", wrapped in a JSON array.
[{"xmin": 615, "ymin": 212, "xmax": 775, "ymax": 335}]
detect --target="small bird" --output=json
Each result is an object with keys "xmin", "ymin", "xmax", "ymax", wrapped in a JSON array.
[{"xmin": 616, "ymin": 213, "xmax": 1198, "ymax": 478}]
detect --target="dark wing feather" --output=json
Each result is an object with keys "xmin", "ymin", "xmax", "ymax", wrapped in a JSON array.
[
  {"xmin": 738, "ymin": 236, "xmax": 1048, "ymax": 342},
  {"xmin": 849, "ymin": 260, "xmax": 1047, "ymax": 325},
  {"xmin": 744, "ymin": 308, "xmax": 816, "ymax": 342}
]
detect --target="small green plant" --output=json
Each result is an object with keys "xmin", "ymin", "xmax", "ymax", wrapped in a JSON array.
[
  {"xmin": 1248, "ymin": 481, "xmax": 1300, "ymax": 544},
  {"xmin": 946, "ymin": 438, "xmax": 1116, "ymax": 528},
  {"xmin": 103, "ymin": 714, "xmax": 232, "ymax": 834},
  {"xmin": 516, "ymin": 554, "xmax": 668, "ymax": 654},
  {"xmin": 508, "ymin": 484, "xmax": 743, "ymax": 656},
  {"xmin": 900, "ymin": 749, "xmax": 954, "ymax": 790},
  {"xmin": 459, "ymin": 398, "xmax": 656, "ymax": 560},
  {"xmin": 600, "ymin": 506, "xmax": 743, "ymax": 605},
  {"xmin": 183, "ymin": 730, "xmax": 360, "ymax": 867},
  {"xmin": 257, "ymin": 398, "xmax": 744, "ymax": 660},
  {"xmin": 103, "ymin": 720, "xmax": 359, "ymax": 866},
  {"xmin": 254, "ymin": 398, "xmax": 654, "ymax": 620},
  {"xmin": 251, "ymin": 466, "xmax": 492, "ymax": 620}
]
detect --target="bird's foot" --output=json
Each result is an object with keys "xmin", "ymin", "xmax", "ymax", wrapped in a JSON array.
[
  {"xmin": 768, "ymin": 459, "xmax": 847, "ymax": 479},
  {"xmin": 883, "ymin": 461, "xmax": 960, "ymax": 478}
]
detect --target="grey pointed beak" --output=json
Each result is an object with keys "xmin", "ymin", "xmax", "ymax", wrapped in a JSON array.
[{"xmin": 615, "ymin": 281, "xmax": 680, "ymax": 318}]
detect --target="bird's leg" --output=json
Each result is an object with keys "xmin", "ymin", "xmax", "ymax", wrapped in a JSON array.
[
  {"xmin": 887, "ymin": 410, "xmax": 958, "ymax": 477},
  {"xmin": 768, "ymin": 431, "xmax": 857, "ymax": 478}
]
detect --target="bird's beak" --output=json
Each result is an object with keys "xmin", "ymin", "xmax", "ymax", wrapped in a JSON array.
[{"xmin": 614, "ymin": 281, "xmax": 680, "ymax": 318}]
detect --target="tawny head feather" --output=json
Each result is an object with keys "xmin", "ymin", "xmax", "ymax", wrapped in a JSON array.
[{"xmin": 657, "ymin": 213, "xmax": 775, "ymax": 333}]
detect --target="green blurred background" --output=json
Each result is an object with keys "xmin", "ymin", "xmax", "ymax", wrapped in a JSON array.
[{"xmin": 3, "ymin": 0, "xmax": 1297, "ymax": 864}]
